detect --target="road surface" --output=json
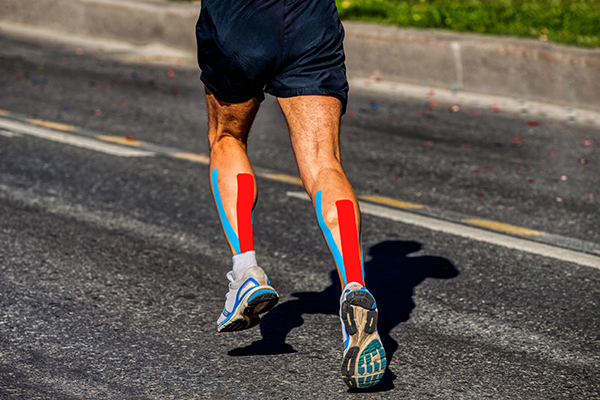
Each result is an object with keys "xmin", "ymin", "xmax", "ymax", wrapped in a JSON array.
[{"xmin": 0, "ymin": 30, "xmax": 599, "ymax": 399}]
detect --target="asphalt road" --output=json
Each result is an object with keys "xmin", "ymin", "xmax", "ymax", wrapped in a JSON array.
[{"xmin": 0, "ymin": 30, "xmax": 599, "ymax": 399}]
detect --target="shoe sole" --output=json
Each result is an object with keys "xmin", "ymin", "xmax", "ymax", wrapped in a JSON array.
[
  {"xmin": 341, "ymin": 290, "xmax": 387, "ymax": 389},
  {"xmin": 218, "ymin": 287, "xmax": 279, "ymax": 333}
]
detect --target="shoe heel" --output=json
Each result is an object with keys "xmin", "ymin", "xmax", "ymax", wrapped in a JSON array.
[
  {"xmin": 346, "ymin": 290, "xmax": 375, "ymax": 310},
  {"xmin": 246, "ymin": 289, "xmax": 279, "ymax": 316},
  {"xmin": 340, "ymin": 287, "xmax": 386, "ymax": 389}
]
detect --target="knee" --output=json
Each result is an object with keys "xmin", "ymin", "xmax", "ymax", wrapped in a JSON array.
[
  {"xmin": 209, "ymin": 132, "xmax": 247, "ymax": 152},
  {"xmin": 302, "ymin": 162, "xmax": 345, "ymax": 197}
]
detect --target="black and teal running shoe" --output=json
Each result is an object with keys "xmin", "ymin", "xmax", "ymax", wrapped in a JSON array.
[{"xmin": 340, "ymin": 282, "xmax": 387, "ymax": 389}]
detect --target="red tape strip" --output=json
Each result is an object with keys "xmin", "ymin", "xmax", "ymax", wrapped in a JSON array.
[
  {"xmin": 336, "ymin": 199, "xmax": 363, "ymax": 285},
  {"xmin": 237, "ymin": 174, "xmax": 255, "ymax": 253}
]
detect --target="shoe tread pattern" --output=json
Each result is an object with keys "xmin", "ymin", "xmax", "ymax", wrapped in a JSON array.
[
  {"xmin": 341, "ymin": 289, "xmax": 386, "ymax": 389},
  {"xmin": 218, "ymin": 287, "xmax": 279, "ymax": 333},
  {"xmin": 246, "ymin": 292, "xmax": 279, "ymax": 316}
]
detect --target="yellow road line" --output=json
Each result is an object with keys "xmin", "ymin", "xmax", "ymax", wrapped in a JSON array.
[
  {"xmin": 97, "ymin": 135, "xmax": 145, "ymax": 146},
  {"xmin": 463, "ymin": 219, "xmax": 545, "ymax": 236},
  {"xmin": 172, "ymin": 152, "xmax": 210, "ymax": 164},
  {"xmin": 259, "ymin": 173, "xmax": 303, "ymax": 185},
  {"xmin": 0, "ymin": 109, "xmax": 10, "ymax": 116},
  {"xmin": 0, "ymin": 118, "xmax": 153, "ymax": 157},
  {"xmin": 289, "ymin": 191, "xmax": 600, "ymax": 269},
  {"xmin": 359, "ymin": 195, "xmax": 425, "ymax": 210},
  {"xmin": 26, "ymin": 119, "xmax": 77, "ymax": 132}
]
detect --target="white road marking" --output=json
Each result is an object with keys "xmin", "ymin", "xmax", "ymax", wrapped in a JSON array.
[
  {"xmin": 0, "ymin": 187, "xmax": 595, "ymax": 371},
  {"xmin": 0, "ymin": 129, "xmax": 21, "ymax": 137},
  {"xmin": 2, "ymin": 113, "xmax": 598, "ymax": 270},
  {"xmin": 287, "ymin": 191, "xmax": 600, "ymax": 270},
  {"xmin": 0, "ymin": 118, "xmax": 154, "ymax": 157},
  {"xmin": 351, "ymin": 77, "xmax": 600, "ymax": 127}
]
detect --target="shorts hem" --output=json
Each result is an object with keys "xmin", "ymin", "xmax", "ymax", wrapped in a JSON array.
[
  {"xmin": 200, "ymin": 75, "xmax": 265, "ymax": 104},
  {"xmin": 266, "ymin": 87, "xmax": 348, "ymax": 114}
]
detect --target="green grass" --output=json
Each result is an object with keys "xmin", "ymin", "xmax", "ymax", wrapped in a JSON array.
[{"xmin": 335, "ymin": 0, "xmax": 600, "ymax": 48}]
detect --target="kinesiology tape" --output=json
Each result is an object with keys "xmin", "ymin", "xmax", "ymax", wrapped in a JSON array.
[
  {"xmin": 211, "ymin": 169, "xmax": 255, "ymax": 255},
  {"xmin": 315, "ymin": 191, "xmax": 364, "ymax": 285}
]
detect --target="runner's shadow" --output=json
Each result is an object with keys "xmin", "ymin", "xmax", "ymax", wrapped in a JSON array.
[{"xmin": 229, "ymin": 240, "xmax": 458, "ymax": 390}]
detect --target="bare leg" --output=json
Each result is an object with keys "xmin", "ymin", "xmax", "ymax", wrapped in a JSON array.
[
  {"xmin": 206, "ymin": 87, "xmax": 280, "ymax": 333},
  {"xmin": 206, "ymin": 87, "xmax": 260, "ymax": 256},
  {"xmin": 279, "ymin": 95, "xmax": 384, "ymax": 389},
  {"xmin": 277, "ymin": 95, "xmax": 364, "ymax": 289}
]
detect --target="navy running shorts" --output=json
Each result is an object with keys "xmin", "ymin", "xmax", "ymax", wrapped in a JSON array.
[{"xmin": 195, "ymin": 0, "xmax": 348, "ymax": 113}]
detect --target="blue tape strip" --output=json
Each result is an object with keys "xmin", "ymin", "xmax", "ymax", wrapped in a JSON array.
[
  {"xmin": 211, "ymin": 168, "xmax": 241, "ymax": 254},
  {"xmin": 360, "ymin": 231, "xmax": 365, "ymax": 284},
  {"xmin": 315, "ymin": 191, "xmax": 347, "ymax": 284}
]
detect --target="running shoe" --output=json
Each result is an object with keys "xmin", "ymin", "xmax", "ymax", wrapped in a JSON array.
[
  {"xmin": 217, "ymin": 266, "xmax": 279, "ymax": 333},
  {"xmin": 340, "ymin": 282, "xmax": 386, "ymax": 389}
]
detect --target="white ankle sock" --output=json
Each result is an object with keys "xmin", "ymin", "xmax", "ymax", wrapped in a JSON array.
[{"xmin": 232, "ymin": 251, "xmax": 258, "ymax": 279}]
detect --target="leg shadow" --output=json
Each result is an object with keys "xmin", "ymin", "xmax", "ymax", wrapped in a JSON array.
[
  {"xmin": 227, "ymin": 277, "xmax": 340, "ymax": 356},
  {"xmin": 358, "ymin": 240, "xmax": 458, "ymax": 391},
  {"xmin": 229, "ymin": 240, "xmax": 458, "ymax": 391}
]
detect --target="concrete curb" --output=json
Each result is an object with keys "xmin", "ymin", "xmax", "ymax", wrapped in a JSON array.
[
  {"xmin": 0, "ymin": 0, "xmax": 199, "ymax": 53},
  {"xmin": 2, "ymin": 0, "xmax": 600, "ymax": 111},
  {"xmin": 344, "ymin": 23, "xmax": 600, "ymax": 112}
]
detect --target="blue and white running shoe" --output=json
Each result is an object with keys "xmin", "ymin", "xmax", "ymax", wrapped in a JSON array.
[
  {"xmin": 217, "ymin": 266, "xmax": 279, "ymax": 333},
  {"xmin": 340, "ymin": 282, "xmax": 387, "ymax": 389}
]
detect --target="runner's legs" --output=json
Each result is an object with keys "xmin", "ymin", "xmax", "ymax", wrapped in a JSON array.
[{"xmin": 206, "ymin": 90, "xmax": 365, "ymax": 290}]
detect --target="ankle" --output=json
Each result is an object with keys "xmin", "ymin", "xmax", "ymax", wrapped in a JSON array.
[{"xmin": 232, "ymin": 250, "xmax": 258, "ymax": 279}]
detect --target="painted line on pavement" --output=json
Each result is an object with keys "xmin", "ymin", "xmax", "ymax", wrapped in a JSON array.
[
  {"xmin": 26, "ymin": 118, "xmax": 77, "ymax": 132},
  {"xmin": 462, "ymin": 219, "xmax": 545, "ymax": 236},
  {"xmin": 358, "ymin": 194, "xmax": 599, "ymax": 256},
  {"xmin": 0, "ymin": 112, "xmax": 210, "ymax": 161},
  {"xmin": 287, "ymin": 191, "xmax": 600, "ymax": 270},
  {"xmin": 0, "ymin": 118, "xmax": 154, "ymax": 157},
  {"xmin": 172, "ymin": 152, "xmax": 210, "ymax": 164},
  {"xmin": 1, "ymin": 112, "xmax": 599, "ymax": 263},
  {"xmin": 0, "ymin": 129, "xmax": 21, "ymax": 138},
  {"xmin": 258, "ymin": 172, "xmax": 303, "ymax": 186},
  {"xmin": 359, "ymin": 195, "xmax": 425, "ymax": 210},
  {"xmin": 1, "ymin": 180, "xmax": 595, "ymax": 370},
  {"xmin": 97, "ymin": 135, "xmax": 146, "ymax": 146}
]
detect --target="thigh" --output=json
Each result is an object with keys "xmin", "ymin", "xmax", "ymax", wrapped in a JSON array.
[
  {"xmin": 205, "ymin": 87, "xmax": 260, "ymax": 148},
  {"xmin": 277, "ymin": 95, "xmax": 343, "ymax": 178}
]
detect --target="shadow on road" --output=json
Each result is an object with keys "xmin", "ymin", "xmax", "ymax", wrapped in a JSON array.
[{"xmin": 228, "ymin": 240, "xmax": 458, "ymax": 391}]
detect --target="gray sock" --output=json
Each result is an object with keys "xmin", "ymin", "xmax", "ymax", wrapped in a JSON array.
[{"xmin": 232, "ymin": 251, "xmax": 258, "ymax": 279}]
